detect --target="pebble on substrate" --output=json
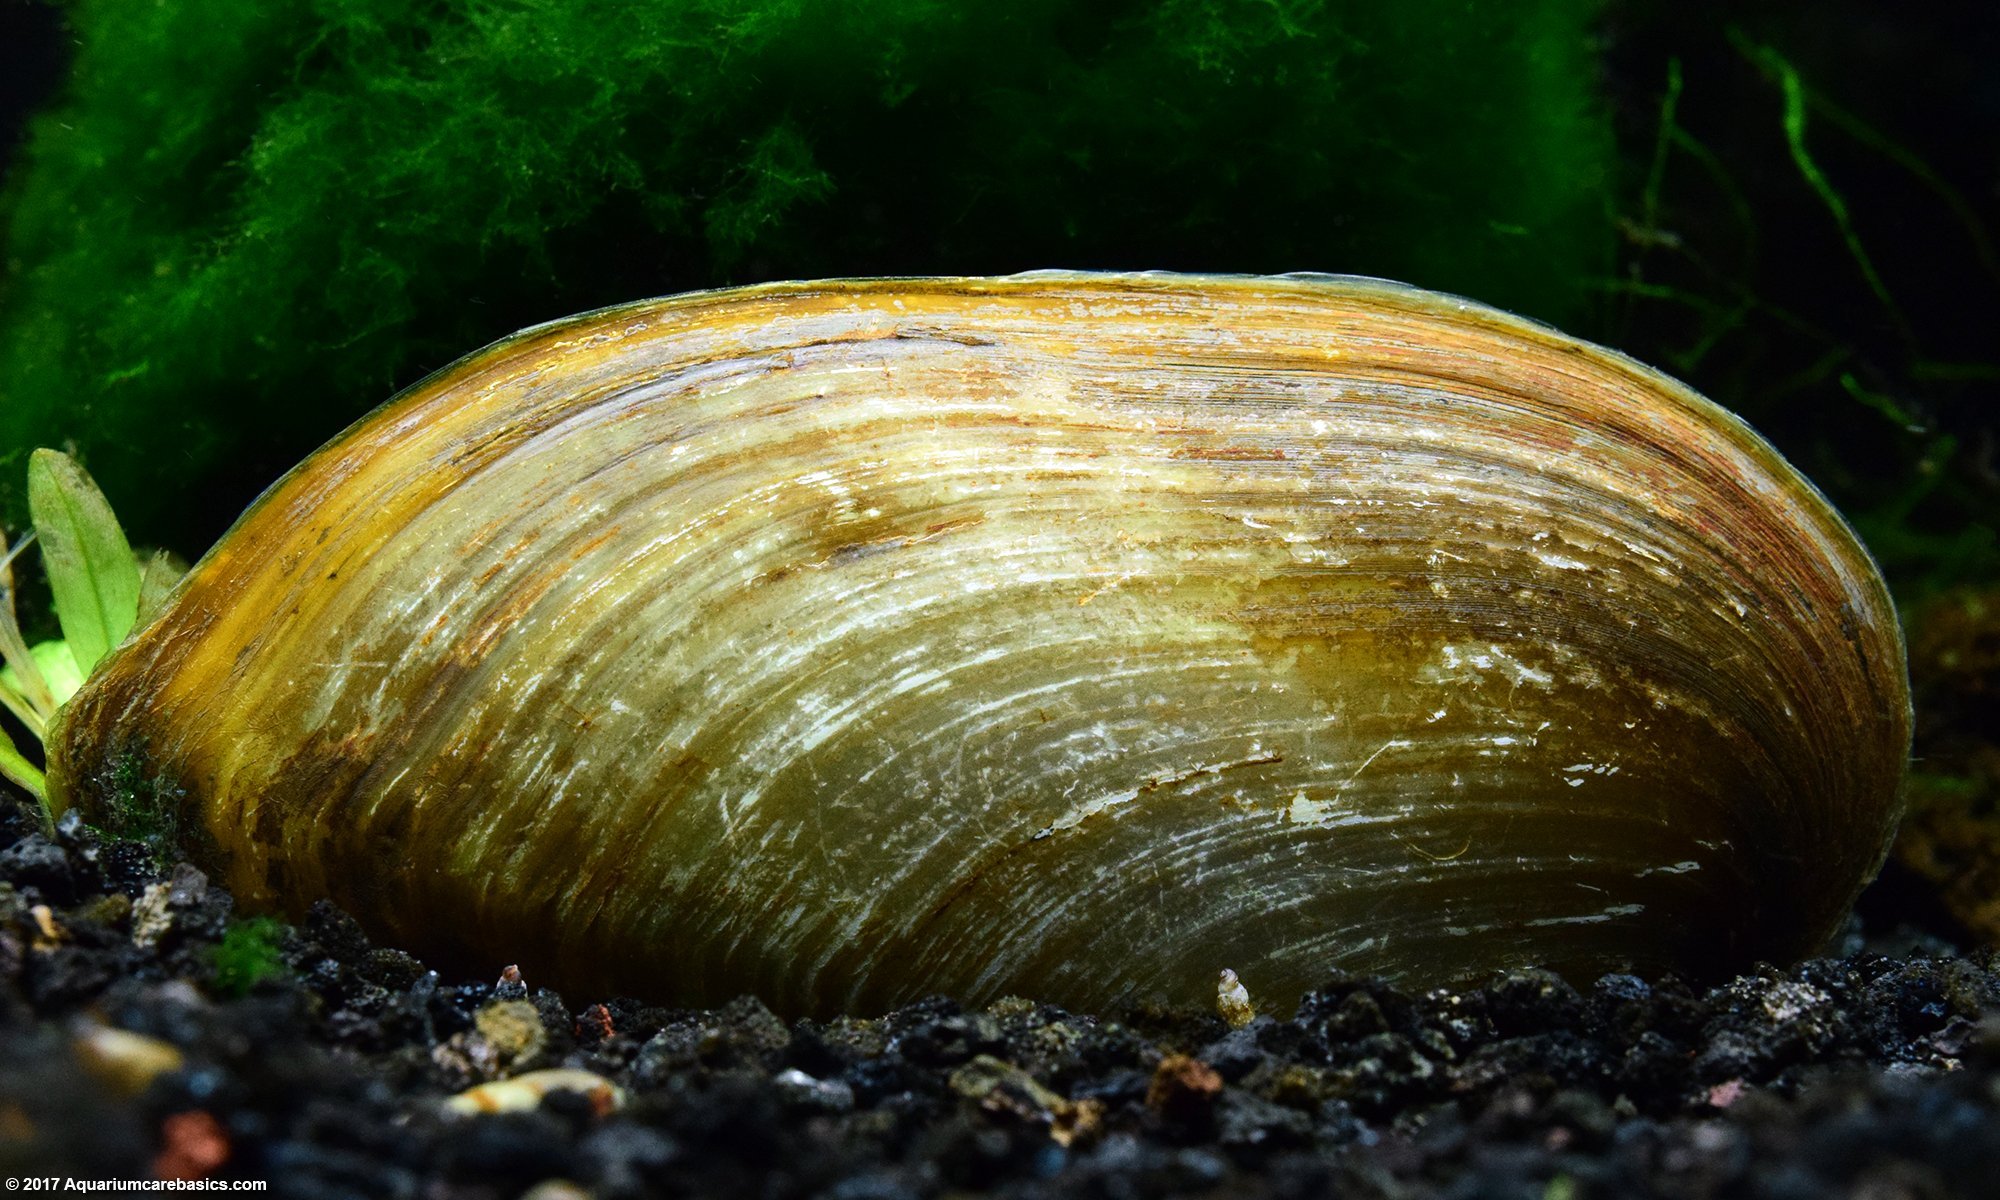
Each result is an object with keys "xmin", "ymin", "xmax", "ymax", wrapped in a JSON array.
[
  {"xmin": 71, "ymin": 1019, "xmax": 185, "ymax": 1097},
  {"xmin": 445, "ymin": 1069, "xmax": 627, "ymax": 1117},
  {"xmin": 948, "ymin": 1053, "xmax": 1105, "ymax": 1148}
]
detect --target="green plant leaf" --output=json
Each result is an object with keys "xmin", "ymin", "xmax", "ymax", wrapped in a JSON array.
[
  {"xmin": 135, "ymin": 549, "xmax": 188, "ymax": 626},
  {"xmin": 1, "ymin": 639, "xmax": 84, "ymax": 709},
  {"xmin": 0, "ymin": 722, "xmax": 46, "ymax": 808},
  {"xmin": 28, "ymin": 449, "xmax": 142, "ymax": 676},
  {"xmin": 0, "ymin": 535, "xmax": 56, "ymax": 735}
]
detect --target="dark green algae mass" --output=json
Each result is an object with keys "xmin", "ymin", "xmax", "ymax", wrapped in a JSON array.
[{"xmin": 0, "ymin": 0, "xmax": 1614, "ymax": 556}]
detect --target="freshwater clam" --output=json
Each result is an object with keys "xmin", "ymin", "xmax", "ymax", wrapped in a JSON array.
[{"xmin": 46, "ymin": 272, "xmax": 1910, "ymax": 1016}]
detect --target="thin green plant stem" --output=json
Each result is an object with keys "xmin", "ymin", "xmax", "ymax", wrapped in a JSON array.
[
  {"xmin": 1677, "ymin": 297, "xmax": 1755, "ymax": 374},
  {"xmin": 1639, "ymin": 58, "xmax": 1682, "ymax": 243},
  {"xmin": 1807, "ymin": 81, "xmax": 1998, "ymax": 283},
  {"xmin": 0, "ymin": 533, "xmax": 56, "ymax": 731},
  {"xmin": 1761, "ymin": 346, "xmax": 1854, "ymax": 407},
  {"xmin": 1839, "ymin": 372, "xmax": 1927, "ymax": 434},
  {"xmin": 0, "ymin": 682, "xmax": 42, "ymax": 741},
  {"xmin": 0, "ymin": 725, "xmax": 48, "ymax": 812},
  {"xmin": 1732, "ymin": 32, "xmax": 1916, "ymax": 350},
  {"xmin": 1911, "ymin": 361, "xmax": 2000, "ymax": 383},
  {"xmin": 1665, "ymin": 126, "xmax": 1759, "ymax": 266},
  {"xmin": 1616, "ymin": 58, "xmax": 1685, "ymax": 343}
]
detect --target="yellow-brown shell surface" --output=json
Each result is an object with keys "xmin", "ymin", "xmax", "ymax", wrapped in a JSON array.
[{"xmin": 49, "ymin": 273, "xmax": 1910, "ymax": 1016}]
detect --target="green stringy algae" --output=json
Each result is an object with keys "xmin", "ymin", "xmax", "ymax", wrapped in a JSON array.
[{"xmin": 0, "ymin": 0, "xmax": 1614, "ymax": 553}]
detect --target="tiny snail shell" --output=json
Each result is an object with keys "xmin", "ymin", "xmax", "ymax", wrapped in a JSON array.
[{"xmin": 47, "ymin": 273, "xmax": 1910, "ymax": 1017}]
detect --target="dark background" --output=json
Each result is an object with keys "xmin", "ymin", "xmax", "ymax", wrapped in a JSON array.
[
  {"xmin": 1, "ymin": 0, "xmax": 1995, "ymax": 598},
  {"xmin": 0, "ymin": 4, "xmax": 65, "ymax": 177}
]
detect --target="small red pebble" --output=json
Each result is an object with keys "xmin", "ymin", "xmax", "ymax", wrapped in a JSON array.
[
  {"xmin": 153, "ymin": 1110, "xmax": 229, "ymax": 1180},
  {"xmin": 1145, "ymin": 1053, "xmax": 1223, "ymax": 1125},
  {"xmin": 577, "ymin": 1003, "xmax": 615, "ymax": 1041}
]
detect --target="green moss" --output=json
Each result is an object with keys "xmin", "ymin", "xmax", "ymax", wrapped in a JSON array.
[
  {"xmin": 91, "ymin": 745, "xmax": 183, "ymax": 869},
  {"xmin": 0, "ymin": 0, "xmax": 1615, "ymax": 554},
  {"xmin": 210, "ymin": 915, "xmax": 289, "ymax": 998}
]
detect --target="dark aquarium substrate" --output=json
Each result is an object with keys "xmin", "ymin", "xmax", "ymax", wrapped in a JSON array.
[{"xmin": 2, "ymin": 785, "xmax": 1998, "ymax": 1199}]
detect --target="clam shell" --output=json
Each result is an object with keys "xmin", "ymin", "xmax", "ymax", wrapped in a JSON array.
[{"xmin": 49, "ymin": 273, "xmax": 1909, "ymax": 1016}]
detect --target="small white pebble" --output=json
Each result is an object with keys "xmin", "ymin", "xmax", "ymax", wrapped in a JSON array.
[{"xmin": 445, "ymin": 1068, "xmax": 626, "ymax": 1116}]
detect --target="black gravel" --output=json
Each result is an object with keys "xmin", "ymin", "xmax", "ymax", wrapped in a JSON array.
[{"xmin": 2, "ymin": 788, "xmax": 1998, "ymax": 1199}]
